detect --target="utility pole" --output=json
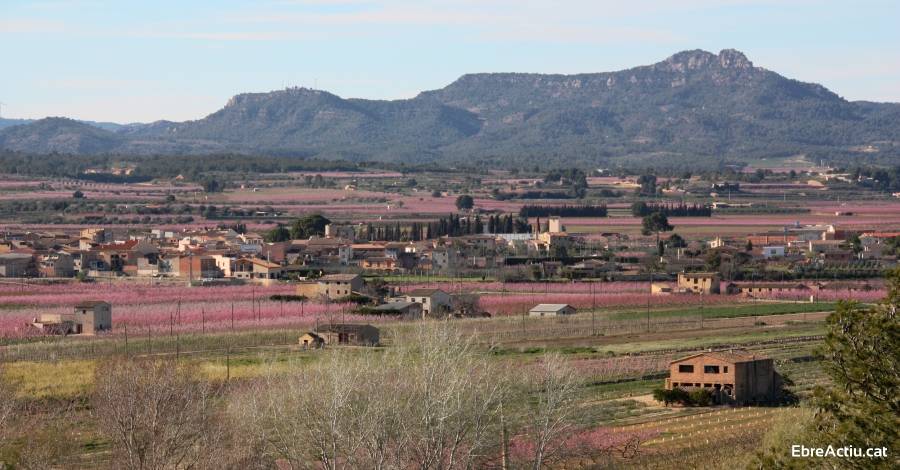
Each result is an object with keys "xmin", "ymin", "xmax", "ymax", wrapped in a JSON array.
[
  {"xmin": 591, "ymin": 281, "xmax": 596, "ymax": 336},
  {"xmin": 646, "ymin": 270, "xmax": 652, "ymax": 332}
]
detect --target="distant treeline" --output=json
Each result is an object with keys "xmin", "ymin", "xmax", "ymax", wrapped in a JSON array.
[
  {"xmin": 364, "ymin": 214, "xmax": 531, "ymax": 241},
  {"xmin": 78, "ymin": 173, "xmax": 154, "ymax": 184},
  {"xmin": 0, "ymin": 151, "xmax": 360, "ymax": 182},
  {"xmin": 631, "ymin": 202, "xmax": 711, "ymax": 217},
  {"xmin": 519, "ymin": 204, "xmax": 608, "ymax": 218},
  {"xmin": 848, "ymin": 165, "xmax": 900, "ymax": 192},
  {"xmin": 494, "ymin": 190, "xmax": 578, "ymax": 200}
]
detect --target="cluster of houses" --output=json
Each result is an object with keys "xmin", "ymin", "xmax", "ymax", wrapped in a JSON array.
[
  {"xmin": 0, "ymin": 220, "xmax": 579, "ymax": 281},
  {"xmin": 730, "ymin": 223, "xmax": 897, "ymax": 262},
  {"xmin": 0, "ymin": 219, "xmax": 895, "ymax": 286}
]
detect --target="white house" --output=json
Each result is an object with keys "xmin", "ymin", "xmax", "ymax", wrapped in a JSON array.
[
  {"xmin": 761, "ymin": 246, "xmax": 785, "ymax": 258},
  {"xmin": 403, "ymin": 288, "xmax": 452, "ymax": 315}
]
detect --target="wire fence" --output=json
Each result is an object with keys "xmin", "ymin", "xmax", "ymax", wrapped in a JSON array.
[{"xmin": 0, "ymin": 310, "xmax": 825, "ymax": 364}]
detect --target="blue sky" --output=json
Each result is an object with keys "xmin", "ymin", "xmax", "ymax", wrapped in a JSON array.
[{"xmin": 1, "ymin": 0, "xmax": 898, "ymax": 123}]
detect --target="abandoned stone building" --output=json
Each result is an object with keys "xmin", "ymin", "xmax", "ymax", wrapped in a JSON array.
[
  {"xmin": 678, "ymin": 273, "xmax": 722, "ymax": 294},
  {"xmin": 31, "ymin": 300, "xmax": 112, "ymax": 335},
  {"xmin": 308, "ymin": 323, "xmax": 380, "ymax": 346},
  {"xmin": 676, "ymin": 272, "xmax": 721, "ymax": 294},
  {"xmin": 296, "ymin": 273, "xmax": 365, "ymax": 301},
  {"xmin": 664, "ymin": 350, "xmax": 781, "ymax": 405},
  {"xmin": 298, "ymin": 331, "xmax": 325, "ymax": 349}
]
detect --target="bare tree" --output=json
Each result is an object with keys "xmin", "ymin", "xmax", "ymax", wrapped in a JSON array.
[
  {"xmin": 395, "ymin": 325, "xmax": 508, "ymax": 469},
  {"xmin": 232, "ymin": 352, "xmax": 366, "ymax": 470},
  {"xmin": 515, "ymin": 353, "xmax": 581, "ymax": 469},
  {"xmin": 0, "ymin": 367, "xmax": 19, "ymax": 467},
  {"xmin": 0, "ymin": 368, "xmax": 80, "ymax": 470},
  {"xmin": 92, "ymin": 359, "xmax": 224, "ymax": 470},
  {"xmin": 0, "ymin": 366, "xmax": 16, "ymax": 439},
  {"xmin": 12, "ymin": 402, "xmax": 80, "ymax": 470},
  {"xmin": 450, "ymin": 293, "xmax": 482, "ymax": 316},
  {"xmin": 234, "ymin": 324, "xmax": 512, "ymax": 469}
]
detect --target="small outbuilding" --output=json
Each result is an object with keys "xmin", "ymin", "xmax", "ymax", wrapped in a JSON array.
[
  {"xmin": 373, "ymin": 301, "xmax": 423, "ymax": 319},
  {"xmin": 73, "ymin": 300, "xmax": 112, "ymax": 332},
  {"xmin": 298, "ymin": 332, "xmax": 325, "ymax": 349},
  {"xmin": 314, "ymin": 323, "xmax": 380, "ymax": 346},
  {"xmin": 651, "ymin": 283, "xmax": 673, "ymax": 295},
  {"xmin": 528, "ymin": 304, "xmax": 576, "ymax": 317}
]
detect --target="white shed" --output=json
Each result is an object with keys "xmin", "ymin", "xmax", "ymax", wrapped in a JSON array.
[{"xmin": 528, "ymin": 304, "xmax": 576, "ymax": 317}]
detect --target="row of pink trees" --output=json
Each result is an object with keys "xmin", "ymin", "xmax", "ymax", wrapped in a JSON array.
[{"xmin": 0, "ymin": 298, "xmax": 385, "ymax": 338}]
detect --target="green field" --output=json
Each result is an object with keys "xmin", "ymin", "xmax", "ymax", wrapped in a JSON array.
[{"xmin": 608, "ymin": 302, "xmax": 837, "ymax": 321}]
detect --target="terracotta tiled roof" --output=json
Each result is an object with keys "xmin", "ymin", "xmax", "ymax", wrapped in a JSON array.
[{"xmin": 670, "ymin": 349, "xmax": 767, "ymax": 365}]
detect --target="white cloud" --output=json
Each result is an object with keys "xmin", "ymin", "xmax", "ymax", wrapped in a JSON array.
[{"xmin": 0, "ymin": 19, "xmax": 67, "ymax": 34}]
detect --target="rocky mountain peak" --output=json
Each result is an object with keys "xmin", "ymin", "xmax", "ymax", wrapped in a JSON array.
[
  {"xmin": 657, "ymin": 48, "xmax": 755, "ymax": 73},
  {"xmin": 717, "ymin": 48, "xmax": 753, "ymax": 69}
]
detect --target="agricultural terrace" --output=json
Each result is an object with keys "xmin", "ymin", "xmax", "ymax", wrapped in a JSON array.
[{"xmin": 0, "ymin": 314, "xmax": 830, "ymax": 468}]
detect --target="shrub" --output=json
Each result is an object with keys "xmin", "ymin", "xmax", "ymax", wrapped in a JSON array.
[
  {"xmin": 651, "ymin": 387, "xmax": 691, "ymax": 407},
  {"xmin": 335, "ymin": 293, "xmax": 372, "ymax": 305},
  {"xmin": 688, "ymin": 389, "xmax": 713, "ymax": 406},
  {"xmin": 269, "ymin": 294, "xmax": 308, "ymax": 302}
]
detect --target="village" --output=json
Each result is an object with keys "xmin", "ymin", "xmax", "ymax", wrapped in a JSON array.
[
  {"xmin": 2, "ymin": 4, "xmax": 899, "ymax": 465},
  {"xmin": 0, "ymin": 167, "xmax": 897, "ymax": 468},
  {"xmin": 1, "ymin": 212, "xmax": 895, "ymax": 286}
]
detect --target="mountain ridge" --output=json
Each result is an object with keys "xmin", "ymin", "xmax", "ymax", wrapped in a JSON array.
[{"xmin": 2, "ymin": 49, "xmax": 899, "ymax": 167}]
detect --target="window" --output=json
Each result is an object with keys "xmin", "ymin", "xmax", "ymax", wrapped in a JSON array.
[
  {"xmin": 678, "ymin": 364, "xmax": 694, "ymax": 373},
  {"xmin": 704, "ymin": 365, "xmax": 720, "ymax": 374},
  {"xmin": 724, "ymin": 366, "xmax": 729, "ymax": 373}
]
